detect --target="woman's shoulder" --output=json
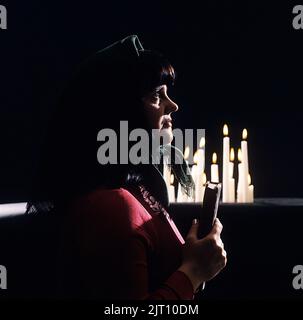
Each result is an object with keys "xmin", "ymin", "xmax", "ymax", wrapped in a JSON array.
[
  {"xmin": 80, "ymin": 187, "xmax": 140, "ymax": 207},
  {"xmin": 67, "ymin": 187, "xmax": 151, "ymax": 224},
  {"xmin": 66, "ymin": 187, "xmax": 156, "ymax": 249}
]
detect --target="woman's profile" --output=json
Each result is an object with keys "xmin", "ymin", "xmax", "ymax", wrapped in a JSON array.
[{"xmin": 27, "ymin": 35, "xmax": 227, "ymax": 300}]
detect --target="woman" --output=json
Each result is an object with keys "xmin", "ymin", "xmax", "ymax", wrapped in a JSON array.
[{"xmin": 27, "ymin": 35, "xmax": 227, "ymax": 299}]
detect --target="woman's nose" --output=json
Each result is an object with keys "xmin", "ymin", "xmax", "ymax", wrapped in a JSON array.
[{"xmin": 165, "ymin": 98, "xmax": 179, "ymax": 114}]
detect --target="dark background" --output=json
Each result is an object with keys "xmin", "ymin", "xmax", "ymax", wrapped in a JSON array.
[{"xmin": 0, "ymin": 1, "xmax": 302, "ymax": 202}]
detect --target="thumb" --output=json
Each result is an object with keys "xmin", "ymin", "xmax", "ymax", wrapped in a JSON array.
[
  {"xmin": 186, "ymin": 219, "xmax": 199, "ymax": 241},
  {"xmin": 208, "ymin": 218, "xmax": 223, "ymax": 237}
]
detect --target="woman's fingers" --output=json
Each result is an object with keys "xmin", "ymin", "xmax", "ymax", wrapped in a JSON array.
[{"xmin": 185, "ymin": 218, "xmax": 199, "ymax": 242}]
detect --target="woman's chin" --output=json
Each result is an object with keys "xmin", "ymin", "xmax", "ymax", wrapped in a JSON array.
[{"xmin": 160, "ymin": 127, "xmax": 173, "ymax": 145}]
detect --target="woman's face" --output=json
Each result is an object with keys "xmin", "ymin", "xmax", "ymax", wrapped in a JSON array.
[{"xmin": 142, "ymin": 85, "xmax": 179, "ymax": 144}]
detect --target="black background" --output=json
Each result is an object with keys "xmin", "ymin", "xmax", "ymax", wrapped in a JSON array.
[{"xmin": 0, "ymin": 1, "xmax": 302, "ymax": 202}]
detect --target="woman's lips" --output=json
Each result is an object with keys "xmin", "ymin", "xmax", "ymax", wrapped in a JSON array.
[{"xmin": 162, "ymin": 117, "xmax": 173, "ymax": 129}]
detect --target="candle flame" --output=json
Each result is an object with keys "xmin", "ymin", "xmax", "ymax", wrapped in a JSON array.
[
  {"xmin": 184, "ymin": 146, "xmax": 190, "ymax": 160},
  {"xmin": 202, "ymin": 172, "xmax": 207, "ymax": 185},
  {"xmin": 223, "ymin": 124, "xmax": 229, "ymax": 136},
  {"xmin": 212, "ymin": 152, "xmax": 217, "ymax": 164},
  {"xmin": 199, "ymin": 137, "xmax": 206, "ymax": 148},
  {"xmin": 170, "ymin": 174, "xmax": 174, "ymax": 185},
  {"xmin": 193, "ymin": 151, "xmax": 199, "ymax": 164},
  {"xmin": 248, "ymin": 174, "xmax": 251, "ymax": 185},
  {"xmin": 238, "ymin": 148, "xmax": 242, "ymax": 162},
  {"xmin": 230, "ymin": 148, "xmax": 235, "ymax": 162},
  {"xmin": 242, "ymin": 128, "xmax": 248, "ymax": 140}
]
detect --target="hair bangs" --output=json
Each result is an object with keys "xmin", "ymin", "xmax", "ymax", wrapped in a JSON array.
[{"xmin": 137, "ymin": 50, "xmax": 176, "ymax": 95}]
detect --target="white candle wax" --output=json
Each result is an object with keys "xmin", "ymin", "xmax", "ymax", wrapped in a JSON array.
[
  {"xmin": 211, "ymin": 164, "xmax": 219, "ymax": 183},
  {"xmin": 196, "ymin": 149, "xmax": 205, "ymax": 173},
  {"xmin": 228, "ymin": 148, "xmax": 235, "ymax": 202},
  {"xmin": 248, "ymin": 185, "xmax": 254, "ymax": 203},
  {"xmin": 222, "ymin": 125, "xmax": 230, "ymax": 202},
  {"xmin": 190, "ymin": 164, "xmax": 198, "ymax": 203},
  {"xmin": 191, "ymin": 164, "xmax": 198, "ymax": 187},
  {"xmin": 229, "ymin": 178, "xmax": 235, "ymax": 203},
  {"xmin": 229, "ymin": 162, "xmax": 234, "ymax": 178},
  {"xmin": 195, "ymin": 171, "xmax": 204, "ymax": 202},
  {"xmin": 237, "ymin": 162, "xmax": 244, "ymax": 203},
  {"xmin": 229, "ymin": 148, "xmax": 235, "ymax": 179},
  {"xmin": 241, "ymin": 129, "xmax": 249, "ymax": 202},
  {"xmin": 198, "ymin": 137, "xmax": 206, "ymax": 173},
  {"xmin": 247, "ymin": 174, "xmax": 254, "ymax": 203},
  {"xmin": 168, "ymin": 185, "xmax": 175, "ymax": 202},
  {"xmin": 211, "ymin": 152, "xmax": 219, "ymax": 183}
]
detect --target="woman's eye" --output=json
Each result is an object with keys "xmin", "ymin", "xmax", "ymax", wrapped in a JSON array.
[{"xmin": 152, "ymin": 92, "xmax": 161, "ymax": 101}]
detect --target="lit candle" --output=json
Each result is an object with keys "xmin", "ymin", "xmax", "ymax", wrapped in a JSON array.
[
  {"xmin": 241, "ymin": 129, "xmax": 249, "ymax": 202},
  {"xmin": 211, "ymin": 152, "xmax": 219, "ymax": 183},
  {"xmin": 191, "ymin": 151, "xmax": 199, "ymax": 187},
  {"xmin": 193, "ymin": 139, "xmax": 205, "ymax": 202},
  {"xmin": 222, "ymin": 124, "xmax": 230, "ymax": 202},
  {"xmin": 168, "ymin": 174, "xmax": 175, "ymax": 203},
  {"xmin": 229, "ymin": 148, "xmax": 235, "ymax": 202},
  {"xmin": 229, "ymin": 178, "xmax": 235, "ymax": 203},
  {"xmin": 188, "ymin": 151, "xmax": 198, "ymax": 202},
  {"xmin": 197, "ymin": 137, "xmax": 205, "ymax": 174},
  {"xmin": 229, "ymin": 148, "xmax": 235, "ymax": 178},
  {"xmin": 237, "ymin": 148, "xmax": 244, "ymax": 203},
  {"xmin": 201, "ymin": 172, "xmax": 207, "ymax": 201},
  {"xmin": 195, "ymin": 169, "xmax": 205, "ymax": 202},
  {"xmin": 248, "ymin": 173, "xmax": 254, "ymax": 203},
  {"xmin": 228, "ymin": 148, "xmax": 235, "ymax": 202}
]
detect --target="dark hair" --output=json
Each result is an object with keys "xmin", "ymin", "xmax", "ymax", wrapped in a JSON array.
[
  {"xmin": 28, "ymin": 49, "xmax": 176, "ymax": 208},
  {"xmin": 136, "ymin": 50, "xmax": 175, "ymax": 95}
]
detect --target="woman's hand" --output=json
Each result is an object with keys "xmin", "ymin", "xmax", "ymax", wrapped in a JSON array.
[{"xmin": 178, "ymin": 218, "xmax": 227, "ymax": 291}]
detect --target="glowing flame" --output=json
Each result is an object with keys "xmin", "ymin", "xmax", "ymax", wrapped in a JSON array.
[
  {"xmin": 242, "ymin": 128, "xmax": 248, "ymax": 140},
  {"xmin": 170, "ymin": 174, "xmax": 174, "ymax": 185},
  {"xmin": 199, "ymin": 137, "xmax": 206, "ymax": 148},
  {"xmin": 202, "ymin": 172, "xmax": 207, "ymax": 185},
  {"xmin": 223, "ymin": 124, "xmax": 229, "ymax": 136},
  {"xmin": 212, "ymin": 152, "xmax": 217, "ymax": 164},
  {"xmin": 238, "ymin": 148, "xmax": 242, "ymax": 162},
  {"xmin": 193, "ymin": 151, "xmax": 199, "ymax": 164},
  {"xmin": 184, "ymin": 146, "xmax": 190, "ymax": 160},
  {"xmin": 248, "ymin": 174, "xmax": 251, "ymax": 185},
  {"xmin": 230, "ymin": 148, "xmax": 235, "ymax": 162}
]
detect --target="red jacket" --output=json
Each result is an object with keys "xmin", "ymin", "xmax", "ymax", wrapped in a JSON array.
[{"xmin": 67, "ymin": 186, "xmax": 194, "ymax": 300}]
